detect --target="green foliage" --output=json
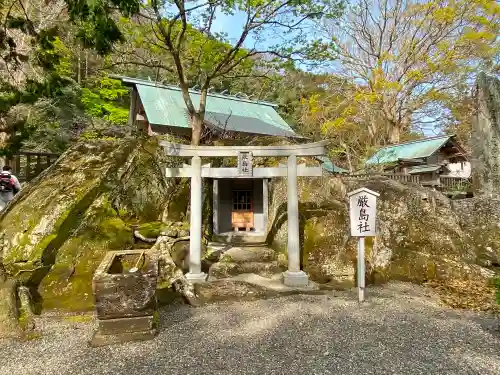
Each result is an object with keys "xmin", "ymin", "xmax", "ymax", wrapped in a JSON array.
[
  {"xmin": 64, "ymin": 0, "xmax": 345, "ymax": 145},
  {"xmin": 66, "ymin": 0, "xmax": 140, "ymax": 54},
  {"xmin": 494, "ymin": 278, "xmax": 500, "ymax": 304},
  {"xmin": 0, "ymin": 1, "xmax": 77, "ymax": 153},
  {"xmin": 81, "ymin": 77, "xmax": 129, "ymax": 124}
]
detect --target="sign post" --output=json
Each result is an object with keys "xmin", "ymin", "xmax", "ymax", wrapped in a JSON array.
[{"xmin": 347, "ymin": 187, "xmax": 380, "ymax": 302}]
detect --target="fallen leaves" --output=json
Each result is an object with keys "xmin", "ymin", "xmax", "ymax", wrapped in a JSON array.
[{"xmin": 425, "ymin": 278, "xmax": 500, "ymax": 313}]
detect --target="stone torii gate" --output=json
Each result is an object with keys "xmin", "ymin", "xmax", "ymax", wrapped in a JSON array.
[{"xmin": 160, "ymin": 140, "xmax": 328, "ymax": 287}]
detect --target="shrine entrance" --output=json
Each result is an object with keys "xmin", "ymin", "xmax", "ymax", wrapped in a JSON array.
[
  {"xmin": 231, "ymin": 183, "xmax": 253, "ymax": 231},
  {"xmin": 161, "ymin": 140, "xmax": 328, "ymax": 287},
  {"xmin": 214, "ymin": 179, "xmax": 267, "ymax": 234}
]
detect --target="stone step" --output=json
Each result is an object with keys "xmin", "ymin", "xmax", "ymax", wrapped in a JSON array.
[
  {"xmin": 208, "ymin": 261, "xmax": 284, "ymax": 280},
  {"xmin": 220, "ymin": 246, "xmax": 276, "ymax": 263},
  {"xmin": 212, "ymin": 233, "xmax": 267, "ymax": 245},
  {"xmin": 196, "ymin": 277, "xmax": 319, "ymax": 304}
]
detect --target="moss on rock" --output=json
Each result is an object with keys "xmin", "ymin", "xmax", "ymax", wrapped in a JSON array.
[
  {"xmin": 39, "ymin": 194, "xmax": 134, "ymax": 311},
  {"xmin": 267, "ymin": 175, "xmax": 497, "ymax": 288},
  {"xmin": 136, "ymin": 222, "xmax": 167, "ymax": 239},
  {"xmin": 2, "ymin": 134, "xmax": 498, "ymax": 317},
  {"xmin": 0, "ymin": 137, "xmax": 189, "ymax": 313}
]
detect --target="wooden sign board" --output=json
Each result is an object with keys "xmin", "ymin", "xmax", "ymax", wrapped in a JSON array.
[{"xmin": 347, "ymin": 187, "xmax": 379, "ymax": 237}]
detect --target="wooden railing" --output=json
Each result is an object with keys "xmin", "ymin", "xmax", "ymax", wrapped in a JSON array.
[
  {"xmin": 346, "ymin": 173, "xmax": 421, "ymax": 184},
  {"xmin": 439, "ymin": 176, "xmax": 472, "ymax": 192},
  {"xmin": 5, "ymin": 151, "xmax": 60, "ymax": 183},
  {"xmin": 345, "ymin": 173, "xmax": 472, "ymax": 192}
]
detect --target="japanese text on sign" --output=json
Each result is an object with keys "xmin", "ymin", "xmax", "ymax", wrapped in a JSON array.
[
  {"xmin": 238, "ymin": 151, "xmax": 253, "ymax": 176},
  {"xmin": 357, "ymin": 195, "xmax": 371, "ymax": 233},
  {"xmin": 348, "ymin": 188, "xmax": 379, "ymax": 237}
]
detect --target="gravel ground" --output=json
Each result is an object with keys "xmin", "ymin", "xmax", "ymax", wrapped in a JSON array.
[{"xmin": 1, "ymin": 282, "xmax": 499, "ymax": 375}]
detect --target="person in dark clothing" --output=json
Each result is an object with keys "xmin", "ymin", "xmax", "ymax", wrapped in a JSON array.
[{"xmin": 0, "ymin": 165, "xmax": 21, "ymax": 211}]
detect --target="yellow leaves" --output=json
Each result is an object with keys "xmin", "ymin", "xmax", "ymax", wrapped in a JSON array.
[
  {"xmin": 436, "ymin": 40, "xmax": 451, "ymax": 52},
  {"xmin": 432, "ymin": 6, "xmax": 456, "ymax": 24},
  {"xmin": 425, "ymin": 89, "xmax": 450, "ymax": 102},
  {"xmin": 406, "ymin": 70, "xmax": 426, "ymax": 82},
  {"xmin": 472, "ymin": 0, "xmax": 500, "ymax": 16},
  {"xmin": 460, "ymin": 29, "xmax": 496, "ymax": 43},
  {"xmin": 372, "ymin": 76, "xmax": 402, "ymax": 92},
  {"xmin": 354, "ymin": 91, "xmax": 378, "ymax": 103},
  {"xmin": 369, "ymin": 66, "xmax": 402, "ymax": 92},
  {"xmin": 306, "ymin": 94, "xmax": 321, "ymax": 114},
  {"xmin": 341, "ymin": 106, "xmax": 355, "ymax": 117},
  {"xmin": 484, "ymin": 1, "xmax": 500, "ymax": 16},
  {"xmin": 321, "ymin": 118, "xmax": 346, "ymax": 134},
  {"xmin": 426, "ymin": 279, "xmax": 499, "ymax": 312},
  {"xmin": 379, "ymin": 52, "xmax": 395, "ymax": 62}
]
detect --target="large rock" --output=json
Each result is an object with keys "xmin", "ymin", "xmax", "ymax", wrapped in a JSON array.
[
  {"xmin": 267, "ymin": 176, "xmax": 496, "ymax": 286},
  {"xmin": 472, "ymin": 73, "xmax": 500, "ymax": 195},
  {"xmin": 0, "ymin": 138, "xmax": 186, "ymax": 311},
  {"xmin": 0, "ymin": 277, "xmax": 20, "ymax": 339},
  {"xmin": 453, "ymin": 197, "xmax": 500, "ymax": 266},
  {"xmin": 220, "ymin": 246, "xmax": 276, "ymax": 263}
]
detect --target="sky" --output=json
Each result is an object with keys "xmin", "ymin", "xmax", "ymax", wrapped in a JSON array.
[
  {"xmin": 210, "ymin": 10, "xmax": 248, "ymax": 44},
  {"xmin": 201, "ymin": 7, "xmax": 439, "ymax": 137}
]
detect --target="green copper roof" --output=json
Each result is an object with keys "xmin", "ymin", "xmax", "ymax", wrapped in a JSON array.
[
  {"xmin": 118, "ymin": 76, "xmax": 297, "ymax": 137},
  {"xmin": 365, "ymin": 136, "xmax": 452, "ymax": 165}
]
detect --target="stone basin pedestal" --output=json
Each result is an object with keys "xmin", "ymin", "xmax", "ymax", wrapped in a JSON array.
[{"xmin": 90, "ymin": 250, "xmax": 159, "ymax": 347}]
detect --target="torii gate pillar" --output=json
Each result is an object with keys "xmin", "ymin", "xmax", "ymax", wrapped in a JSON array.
[{"xmin": 185, "ymin": 155, "xmax": 207, "ymax": 283}]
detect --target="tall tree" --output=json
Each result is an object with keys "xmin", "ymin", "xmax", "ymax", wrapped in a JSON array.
[
  {"xmin": 66, "ymin": 0, "xmax": 344, "ymax": 145},
  {"xmin": 0, "ymin": 0, "xmax": 73, "ymax": 154},
  {"xmin": 323, "ymin": 0, "xmax": 500, "ymax": 143}
]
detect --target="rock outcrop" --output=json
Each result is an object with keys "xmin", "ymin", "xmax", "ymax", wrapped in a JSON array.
[
  {"xmin": 0, "ymin": 137, "xmax": 187, "ymax": 312},
  {"xmin": 472, "ymin": 73, "xmax": 500, "ymax": 195},
  {"xmin": 453, "ymin": 197, "xmax": 500, "ymax": 267},
  {"xmin": 267, "ymin": 176, "xmax": 497, "ymax": 288}
]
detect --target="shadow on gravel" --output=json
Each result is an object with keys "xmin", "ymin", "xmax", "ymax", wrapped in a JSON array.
[{"xmin": 55, "ymin": 293, "xmax": 500, "ymax": 375}]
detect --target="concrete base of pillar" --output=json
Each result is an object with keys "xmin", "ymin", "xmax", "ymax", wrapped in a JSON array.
[
  {"xmin": 185, "ymin": 272, "xmax": 207, "ymax": 284},
  {"xmin": 282, "ymin": 270, "xmax": 309, "ymax": 287}
]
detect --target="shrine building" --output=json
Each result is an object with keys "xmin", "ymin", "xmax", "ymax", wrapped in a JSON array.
[{"xmin": 117, "ymin": 76, "xmax": 335, "ymax": 286}]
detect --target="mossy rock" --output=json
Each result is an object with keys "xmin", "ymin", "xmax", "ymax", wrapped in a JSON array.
[
  {"xmin": 136, "ymin": 222, "xmax": 168, "ymax": 239},
  {"xmin": 1, "ymin": 140, "xmax": 135, "ymax": 269},
  {"xmin": 0, "ymin": 137, "xmax": 189, "ymax": 312},
  {"xmin": 0, "ymin": 279, "xmax": 21, "ymax": 339},
  {"xmin": 267, "ymin": 175, "xmax": 495, "ymax": 288},
  {"xmin": 39, "ymin": 194, "xmax": 134, "ymax": 311}
]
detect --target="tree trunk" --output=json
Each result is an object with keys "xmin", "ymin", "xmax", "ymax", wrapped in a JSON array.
[
  {"xmin": 472, "ymin": 73, "xmax": 500, "ymax": 195},
  {"xmin": 388, "ymin": 123, "xmax": 401, "ymax": 144},
  {"xmin": 0, "ymin": 130, "xmax": 9, "ymax": 166},
  {"xmin": 341, "ymin": 142, "xmax": 353, "ymax": 172},
  {"xmin": 153, "ymin": 235, "xmax": 199, "ymax": 306},
  {"xmin": 191, "ymin": 114, "xmax": 203, "ymax": 146},
  {"xmin": 77, "ymin": 50, "xmax": 81, "ymax": 85},
  {"xmin": 85, "ymin": 51, "xmax": 88, "ymax": 80}
]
